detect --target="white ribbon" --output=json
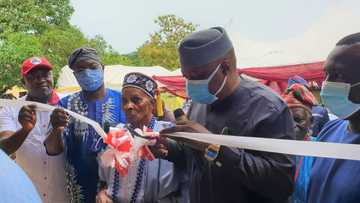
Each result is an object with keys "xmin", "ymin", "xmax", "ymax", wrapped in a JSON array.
[
  {"xmin": 166, "ymin": 132, "xmax": 360, "ymax": 161},
  {"xmin": 0, "ymin": 99, "xmax": 106, "ymax": 138},
  {"xmin": 1, "ymin": 99, "xmax": 360, "ymax": 160}
]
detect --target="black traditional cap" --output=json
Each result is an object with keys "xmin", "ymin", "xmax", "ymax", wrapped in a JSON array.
[
  {"xmin": 179, "ymin": 26, "xmax": 233, "ymax": 68},
  {"xmin": 123, "ymin": 72, "xmax": 158, "ymax": 99},
  {"xmin": 68, "ymin": 47, "xmax": 101, "ymax": 68}
]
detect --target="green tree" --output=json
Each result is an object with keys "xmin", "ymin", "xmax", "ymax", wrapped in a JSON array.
[
  {"xmin": 0, "ymin": 26, "xmax": 137, "ymax": 91},
  {"xmin": 87, "ymin": 35, "xmax": 136, "ymax": 66},
  {"xmin": 39, "ymin": 25, "xmax": 88, "ymax": 80},
  {"xmin": 88, "ymin": 35, "xmax": 109, "ymax": 57},
  {"xmin": 0, "ymin": 33, "xmax": 44, "ymax": 91},
  {"xmin": 102, "ymin": 51, "xmax": 135, "ymax": 66},
  {"xmin": 137, "ymin": 14, "xmax": 197, "ymax": 70},
  {"xmin": 0, "ymin": 0, "xmax": 142, "ymax": 92},
  {"xmin": 0, "ymin": 0, "xmax": 74, "ymax": 34},
  {"xmin": 122, "ymin": 52, "xmax": 144, "ymax": 66}
]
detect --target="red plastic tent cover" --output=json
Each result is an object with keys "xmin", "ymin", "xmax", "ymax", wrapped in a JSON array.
[
  {"xmin": 153, "ymin": 61, "xmax": 326, "ymax": 97},
  {"xmin": 153, "ymin": 76, "xmax": 187, "ymax": 98}
]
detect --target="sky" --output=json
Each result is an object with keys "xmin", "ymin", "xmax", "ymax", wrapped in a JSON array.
[{"xmin": 70, "ymin": 0, "xmax": 360, "ymax": 66}]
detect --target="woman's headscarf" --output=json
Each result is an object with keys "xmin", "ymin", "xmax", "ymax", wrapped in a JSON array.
[{"xmin": 282, "ymin": 83, "xmax": 317, "ymax": 113}]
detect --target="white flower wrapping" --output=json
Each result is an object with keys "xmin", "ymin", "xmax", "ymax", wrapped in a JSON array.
[{"xmin": 99, "ymin": 127, "xmax": 159, "ymax": 175}]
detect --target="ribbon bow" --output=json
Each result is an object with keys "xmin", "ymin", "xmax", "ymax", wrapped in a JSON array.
[{"xmin": 100, "ymin": 126, "xmax": 158, "ymax": 176}]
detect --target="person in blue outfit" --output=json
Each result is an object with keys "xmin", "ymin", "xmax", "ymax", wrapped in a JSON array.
[
  {"xmin": 282, "ymin": 83, "xmax": 317, "ymax": 203},
  {"xmin": 0, "ymin": 149, "xmax": 42, "ymax": 203},
  {"xmin": 96, "ymin": 72, "xmax": 187, "ymax": 203},
  {"xmin": 311, "ymin": 105, "xmax": 330, "ymax": 136},
  {"xmin": 287, "ymin": 75, "xmax": 330, "ymax": 137},
  {"xmin": 44, "ymin": 47, "xmax": 126, "ymax": 202},
  {"xmin": 307, "ymin": 33, "xmax": 360, "ymax": 203}
]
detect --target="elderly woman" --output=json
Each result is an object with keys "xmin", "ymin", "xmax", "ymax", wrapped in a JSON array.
[
  {"xmin": 96, "ymin": 72, "xmax": 187, "ymax": 203},
  {"xmin": 282, "ymin": 83, "xmax": 317, "ymax": 203},
  {"xmin": 282, "ymin": 83, "xmax": 317, "ymax": 141}
]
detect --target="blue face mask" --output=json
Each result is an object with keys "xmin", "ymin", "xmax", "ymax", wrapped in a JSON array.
[
  {"xmin": 186, "ymin": 64, "xmax": 227, "ymax": 104},
  {"xmin": 74, "ymin": 68, "xmax": 104, "ymax": 92},
  {"xmin": 320, "ymin": 81, "xmax": 360, "ymax": 119}
]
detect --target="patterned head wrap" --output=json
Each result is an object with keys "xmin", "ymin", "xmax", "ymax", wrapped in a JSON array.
[
  {"xmin": 287, "ymin": 75, "xmax": 309, "ymax": 89},
  {"xmin": 68, "ymin": 47, "xmax": 101, "ymax": 68},
  {"xmin": 282, "ymin": 83, "xmax": 317, "ymax": 114},
  {"xmin": 123, "ymin": 72, "xmax": 158, "ymax": 99}
]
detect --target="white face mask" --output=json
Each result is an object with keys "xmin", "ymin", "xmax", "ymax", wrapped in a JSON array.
[{"xmin": 320, "ymin": 81, "xmax": 360, "ymax": 118}]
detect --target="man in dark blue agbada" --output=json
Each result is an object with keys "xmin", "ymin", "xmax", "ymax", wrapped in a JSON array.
[
  {"xmin": 45, "ymin": 47, "xmax": 125, "ymax": 202},
  {"xmin": 160, "ymin": 27, "xmax": 295, "ymax": 203}
]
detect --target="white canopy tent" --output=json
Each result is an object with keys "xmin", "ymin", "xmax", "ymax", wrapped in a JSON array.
[{"xmin": 229, "ymin": 7, "xmax": 360, "ymax": 68}]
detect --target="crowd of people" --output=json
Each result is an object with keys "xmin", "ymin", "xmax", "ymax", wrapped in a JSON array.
[{"xmin": 0, "ymin": 26, "xmax": 359, "ymax": 203}]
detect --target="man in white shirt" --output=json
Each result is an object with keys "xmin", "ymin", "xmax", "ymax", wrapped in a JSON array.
[{"xmin": 0, "ymin": 57, "xmax": 69, "ymax": 203}]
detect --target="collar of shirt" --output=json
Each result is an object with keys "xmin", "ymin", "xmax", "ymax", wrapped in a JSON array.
[{"xmin": 48, "ymin": 90, "xmax": 60, "ymax": 105}]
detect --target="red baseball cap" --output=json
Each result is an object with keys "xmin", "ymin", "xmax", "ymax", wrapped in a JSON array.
[{"xmin": 21, "ymin": 57, "xmax": 53, "ymax": 77}]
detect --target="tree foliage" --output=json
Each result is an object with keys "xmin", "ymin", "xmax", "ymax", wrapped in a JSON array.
[
  {"xmin": 39, "ymin": 25, "xmax": 89, "ymax": 81},
  {"xmin": 0, "ymin": 1, "xmax": 197, "ymax": 92},
  {"xmin": 0, "ymin": 0, "xmax": 44, "ymax": 34},
  {"xmin": 102, "ymin": 51, "xmax": 136, "ymax": 66},
  {"xmin": 0, "ymin": 0, "xmax": 74, "ymax": 34},
  {"xmin": 137, "ymin": 15, "xmax": 197, "ymax": 70},
  {"xmin": 0, "ymin": 33, "xmax": 44, "ymax": 91},
  {"xmin": 0, "ymin": 0, "xmax": 135, "ymax": 92}
]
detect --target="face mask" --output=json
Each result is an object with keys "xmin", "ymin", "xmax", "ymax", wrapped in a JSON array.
[
  {"xmin": 186, "ymin": 64, "xmax": 227, "ymax": 104},
  {"xmin": 320, "ymin": 81, "xmax": 360, "ymax": 119},
  {"xmin": 74, "ymin": 68, "xmax": 104, "ymax": 92}
]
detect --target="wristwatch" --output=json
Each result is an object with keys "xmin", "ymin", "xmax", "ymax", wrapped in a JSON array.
[{"xmin": 204, "ymin": 144, "xmax": 221, "ymax": 161}]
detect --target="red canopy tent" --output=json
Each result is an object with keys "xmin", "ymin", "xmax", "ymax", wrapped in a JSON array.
[
  {"xmin": 153, "ymin": 61, "xmax": 326, "ymax": 97},
  {"xmin": 153, "ymin": 76, "xmax": 187, "ymax": 98}
]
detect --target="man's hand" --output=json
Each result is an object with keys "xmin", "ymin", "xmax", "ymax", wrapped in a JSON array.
[
  {"xmin": 96, "ymin": 189, "xmax": 113, "ymax": 203},
  {"xmin": 162, "ymin": 120, "xmax": 211, "ymax": 134},
  {"xmin": 50, "ymin": 108, "xmax": 69, "ymax": 133},
  {"xmin": 149, "ymin": 137, "xmax": 170, "ymax": 159},
  {"xmin": 1, "ymin": 105, "xmax": 37, "ymax": 155},
  {"xmin": 18, "ymin": 105, "xmax": 37, "ymax": 132},
  {"xmin": 44, "ymin": 108, "xmax": 69, "ymax": 155},
  {"xmin": 160, "ymin": 120, "xmax": 210, "ymax": 152}
]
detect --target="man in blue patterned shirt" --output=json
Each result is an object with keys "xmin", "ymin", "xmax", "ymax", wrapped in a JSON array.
[{"xmin": 44, "ymin": 47, "xmax": 125, "ymax": 202}]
